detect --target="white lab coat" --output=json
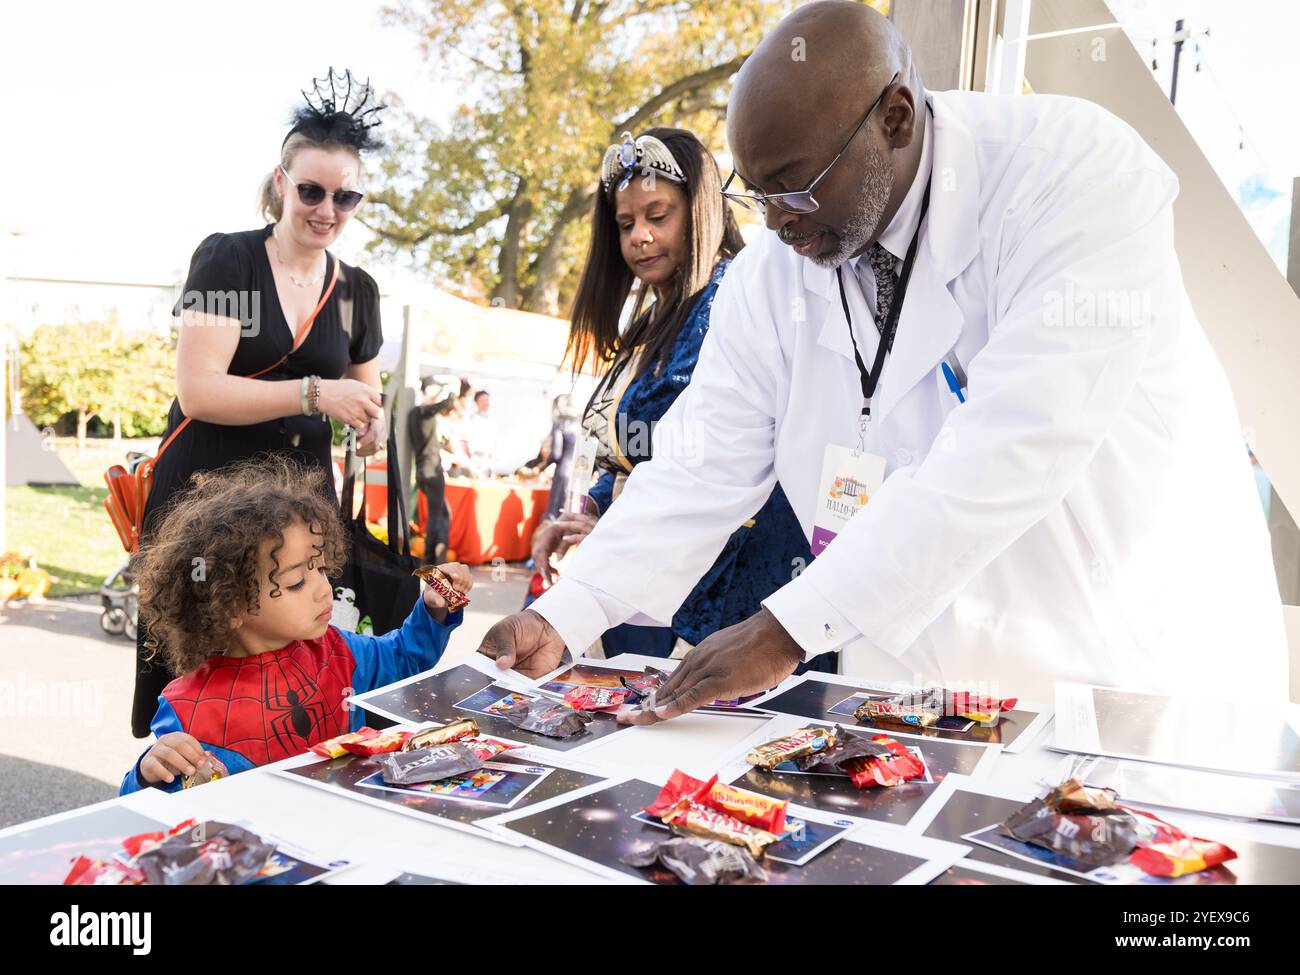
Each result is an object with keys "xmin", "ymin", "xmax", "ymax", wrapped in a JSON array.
[{"xmin": 532, "ymin": 90, "xmax": 1289, "ymax": 705}]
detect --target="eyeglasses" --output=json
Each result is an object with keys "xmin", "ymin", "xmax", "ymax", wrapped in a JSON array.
[
  {"xmin": 721, "ymin": 71, "xmax": 900, "ymax": 214},
  {"xmin": 279, "ymin": 165, "xmax": 365, "ymax": 212}
]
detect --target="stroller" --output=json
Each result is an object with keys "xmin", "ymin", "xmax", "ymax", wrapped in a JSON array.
[
  {"xmin": 99, "ymin": 559, "xmax": 137, "ymax": 641},
  {"xmin": 100, "ymin": 448, "xmax": 148, "ymax": 641}
]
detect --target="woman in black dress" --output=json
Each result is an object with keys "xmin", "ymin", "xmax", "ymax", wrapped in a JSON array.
[{"xmin": 131, "ymin": 70, "xmax": 388, "ymax": 737}]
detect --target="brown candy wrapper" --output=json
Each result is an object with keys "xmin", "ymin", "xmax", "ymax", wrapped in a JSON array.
[
  {"xmin": 623, "ymin": 837, "xmax": 768, "ymax": 885},
  {"xmin": 374, "ymin": 742, "xmax": 485, "ymax": 785},
  {"xmin": 853, "ymin": 697, "xmax": 940, "ymax": 729},
  {"xmin": 1000, "ymin": 781, "xmax": 1140, "ymax": 869},
  {"xmin": 661, "ymin": 799, "xmax": 779, "ymax": 858},
  {"xmin": 795, "ymin": 724, "xmax": 894, "ymax": 772},
  {"xmin": 1045, "ymin": 776, "xmax": 1121, "ymax": 814},
  {"xmin": 746, "ymin": 726, "xmax": 837, "ymax": 770},
  {"xmin": 404, "ymin": 719, "xmax": 480, "ymax": 750},
  {"xmin": 182, "ymin": 752, "xmax": 229, "ymax": 790},
  {"xmin": 499, "ymin": 698, "xmax": 593, "ymax": 738},
  {"xmin": 1001, "ymin": 776, "xmax": 1236, "ymax": 878},
  {"xmin": 412, "ymin": 564, "xmax": 470, "ymax": 611},
  {"xmin": 135, "ymin": 822, "xmax": 275, "ymax": 886}
]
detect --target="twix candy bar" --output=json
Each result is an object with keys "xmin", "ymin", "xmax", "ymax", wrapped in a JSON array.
[
  {"xmin": 412, "ymin": 565, "xmax": 470, "ymax": 611},
  {"xmin": 745, "ymin": 726, "xmax": 837, "ymax": 770},
  {"xmin": 404, "ymin": 719, "xmax": 480, "ymax": 751},
  {"xmin": 661, "ymin": 799, "xmax": 778, "ymax": 858}
]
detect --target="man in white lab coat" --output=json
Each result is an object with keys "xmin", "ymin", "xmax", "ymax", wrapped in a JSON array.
[{"xmin": 478, "ymin": 1, "xmax": 1288, "ymax": 714}]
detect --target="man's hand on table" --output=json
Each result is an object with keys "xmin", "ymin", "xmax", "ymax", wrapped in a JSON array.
[
  {"xmin": 477, "ymin": 609, "xmax": 567, "ymax": 678},
  {"xmin": 619, "ymin": 608, "xmax": 803, "ymax": 725}
]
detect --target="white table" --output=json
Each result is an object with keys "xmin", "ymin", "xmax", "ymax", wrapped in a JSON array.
[{"xmin": 12, "ymin": 654, "xmax": 1300, "ymax": 884}]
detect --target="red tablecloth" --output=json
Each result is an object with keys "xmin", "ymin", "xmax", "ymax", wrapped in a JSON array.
[{"xmin": 417, "ymin": 477, "xmax": 551, "ymax": 565}]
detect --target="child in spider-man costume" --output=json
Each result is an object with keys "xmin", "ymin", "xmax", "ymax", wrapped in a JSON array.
[{"xmin": 121, "ymin": 456, "xmax": 472, "ymax": 794}]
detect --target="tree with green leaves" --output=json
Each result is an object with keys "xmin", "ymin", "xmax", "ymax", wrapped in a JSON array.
[
  {"xmin": 19, "ymin": 324, "xmax": 175, "ymax": 446},
  {"xmin": 363, "ymin": 0, "xmax": 791, "ymax": 316}
]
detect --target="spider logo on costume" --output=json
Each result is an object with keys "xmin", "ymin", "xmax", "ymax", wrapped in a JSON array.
[{"xmin": 263, "ymin": 657, "xmax": 331, "ymax": 752}]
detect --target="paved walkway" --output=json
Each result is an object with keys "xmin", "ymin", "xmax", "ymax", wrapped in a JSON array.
[{"xmin": 0, "ymin": 564, "xmax": 529, "ymax": 828}]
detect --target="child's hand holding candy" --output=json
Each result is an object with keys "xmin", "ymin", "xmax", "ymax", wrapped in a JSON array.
[
  {"xmin": 420, "ymin": 562, "xmax": 473, "ymax": 621},
  {"xmin": 140, "ymin": 732, "xmax": 208, "ymax": 785}
]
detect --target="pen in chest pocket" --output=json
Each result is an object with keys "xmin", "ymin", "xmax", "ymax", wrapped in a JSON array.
[{"xmin": 941, "ymin": 352, "xmax": 967, "ymax": 404}]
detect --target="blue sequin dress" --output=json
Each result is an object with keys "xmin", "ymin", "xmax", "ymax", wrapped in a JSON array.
[{"xmin": 588, "ymin": 259, "xmax": 816, "ymax": 657}]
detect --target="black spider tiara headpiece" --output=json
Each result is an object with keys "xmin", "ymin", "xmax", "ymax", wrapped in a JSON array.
[{"xmin": 284, "ymin": 67, "xmax": 386, "ymax": 152}]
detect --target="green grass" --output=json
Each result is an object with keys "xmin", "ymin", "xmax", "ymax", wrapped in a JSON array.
[{"xmin": 4, "ymin": 438, "xmax": 145, "ymax": 596}]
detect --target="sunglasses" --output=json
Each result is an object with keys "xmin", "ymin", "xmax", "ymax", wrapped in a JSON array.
[
  {"xmin": 722, "ymin": 71, "xmax": 900, "ymax": 215},
  {"xmin": 279, "ymin": 165, "xmax": 365, "ymax": 212}
]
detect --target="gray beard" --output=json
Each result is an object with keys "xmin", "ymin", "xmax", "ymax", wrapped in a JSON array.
[{"xmin": 811, "ymin": 147, "xmax": 895, "ymax": 269}]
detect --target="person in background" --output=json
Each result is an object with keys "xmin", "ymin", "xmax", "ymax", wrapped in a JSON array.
[
  {"xmin": 467, "ymin": 389, "xmax": 498, "ymax": 472},
  {"xmin": 408, "ymin": 376, "xmax": 458, "ymax": 563},
  {"xmin": 440, "ymin": 394, "xmax": 475, "ymax": 478},
  {"xmin": 131, "ymin": 69, "xmax": 387, "ymax": 738},
  {"xmin": 520, "ymin": 394, "xmax": 583, "ymax": 610},
  {"xmin": 530, "ymin": 126, "xmax": 822, "ymax": 668}
]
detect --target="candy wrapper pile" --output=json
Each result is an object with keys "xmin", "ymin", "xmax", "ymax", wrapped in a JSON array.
[
  {"xmin": 311, "ymin": 718, "xmax": 521, "ymax": 785},
  {"xmin": 500, "ymin": 698, "xmax": 593, "ymax": 737},
  {"xmin": 747, "ymin": 724, "xmax": 926, "ymax": 788},
  {"xmin": 999, "ymin": 777, "xmax": 1237, "ymax": 878},
  {"xmin": 621, "ymin": 768, "xmax": 800, "ymax": 884},
  {"xmin": 63, "ymin": 820, "xmax": 281, "ymax": 886},
  {"xmin": 854, "ymin": 686, "xmax": 1018, "ymax": 729}
]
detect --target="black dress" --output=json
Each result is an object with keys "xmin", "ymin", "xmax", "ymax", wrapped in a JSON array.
[{"xmin": 131, "ymin": 225, "xmax": 383, "ymax": 737}]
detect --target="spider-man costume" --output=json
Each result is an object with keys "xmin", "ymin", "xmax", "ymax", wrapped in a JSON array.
[{"xmin": 121, "ymin": 600, "xmax": 461, "ymax": 794}]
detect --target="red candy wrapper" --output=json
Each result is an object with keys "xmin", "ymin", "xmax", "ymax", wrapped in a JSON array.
[
  {"xmin": 564, "ymin": 685, "xmax": 629, "ymax": 711},
  {"xmin": 1127, "ymin": 807, "xmax": 1237, "ymax": 878},
  {"xmin": 121, "ymin": 819, "xmax": 198, "ymax": 858},
  {"xmin": 644, "ymin": 769, "xmax": 789, "ymax": 835},
  {"xmin": 703, "ymin": 781, "xmax": 789, "ymax": 835},
  {"xmin": 311, "ymin": 727, "xmax": 382, "ymax": 759},
  {"xmin": 340, "ymin": 729, "xmax": 412, "ymax": 757},
  {"xmin": 843, "ymin": 735, "xmax": 927, "ymax": 788},
  {"xmin": 947, "ymin": 690, "xmax": 1018, "ymax": 725},
  {"xmin": 462, "ymin": 737, "xmax": 520, "ymax": 761},
  {"xmin": 63, "ymin": 856, "xmax": 145, "ymax": 886}
]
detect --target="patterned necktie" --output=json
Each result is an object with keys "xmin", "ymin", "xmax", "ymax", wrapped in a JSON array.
[{"xmin": 867, "ymin": 242, "xmax": 899, "ymax": 349}]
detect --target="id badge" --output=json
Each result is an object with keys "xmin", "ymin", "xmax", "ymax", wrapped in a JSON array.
[
  {"xmin": 811, "ymin": 444, "xmax": 886, "ymax": 556},
  {"xmin": 565, "ymin": 436, "xmax": 599, "ymax": 514}
]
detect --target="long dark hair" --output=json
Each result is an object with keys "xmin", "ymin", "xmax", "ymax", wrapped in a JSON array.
[{"xmin": 566, "ymin": 127, "xmax": 744, "ymax": 379}]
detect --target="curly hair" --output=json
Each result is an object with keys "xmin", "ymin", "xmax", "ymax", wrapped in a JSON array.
[{"xmin": 134, "ymin": 454, "xmax": 347, "ymax": 675}]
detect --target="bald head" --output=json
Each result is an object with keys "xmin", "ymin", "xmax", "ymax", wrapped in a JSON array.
[
  {"xmin": 732, "ymin": 1, "xmax": 908, "ymax": 126},
  {"xmin": 727, "ymin": 1, "xmax": 926, "ymax": 265}
]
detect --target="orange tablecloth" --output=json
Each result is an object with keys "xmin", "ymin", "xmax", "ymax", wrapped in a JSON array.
[{"xmin": 417, "ymin": 477, "xmax": 551, "ymax": 565}]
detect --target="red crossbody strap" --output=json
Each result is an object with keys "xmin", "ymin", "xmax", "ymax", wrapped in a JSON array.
[{"xmin": 154, "ymin": 257, "xmax": 341, "ymax": 464}]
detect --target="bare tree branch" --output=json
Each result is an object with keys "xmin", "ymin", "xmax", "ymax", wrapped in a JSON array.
[
  {"xmin": 363, "ymin": 193, "xmax": 506, "ymax": 238},
  {"xmin": 615, "ymin": 53, "xmax": 748, "ymax": 136}
]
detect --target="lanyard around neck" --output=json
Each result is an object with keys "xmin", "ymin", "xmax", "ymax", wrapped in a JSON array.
[{"xmin": 835, "ymin": 177, "xmax": 932, "ymax": 419}]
